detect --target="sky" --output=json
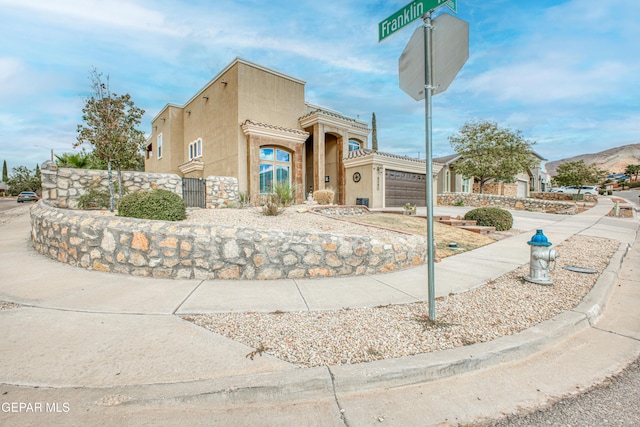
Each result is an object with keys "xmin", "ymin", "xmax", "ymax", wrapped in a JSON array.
[{"xmin": 1, "ymin": 0, "xmax": 639, "ymax": 172}]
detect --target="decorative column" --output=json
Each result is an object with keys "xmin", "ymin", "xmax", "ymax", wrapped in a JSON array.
[
  {"xmin": 338, "ymin": 133, "xmax": 346, "ymax": 205},
  {"xmin": 40, "ymin": 161, "xmax": 58, "ymax": 205},
  {"xmin": 313, "ymin": 123, "xmax": 325, "ymax": 191}
]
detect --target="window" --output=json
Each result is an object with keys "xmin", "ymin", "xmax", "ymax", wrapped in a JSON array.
[
  {"xmin": 462, "ymin": 177, "xmax": 471, "ymax": 193},
  {"xmin": 348, "ymin": 140, "xmax": 361, "ymax": 152},
  {"xmin": 189, "ymin": 138, "xmax": 202, "ymax": 160},
  {"xmin": 259, "ymin": 147, "xmax": 291, "ymax": 194},
  {"xmin": 157, "ymin": 134, "xmax": 163, "ymax": 159},
  {"xmin": 445, "ymin": 170, "xmax": 450, "ymax": 192}
]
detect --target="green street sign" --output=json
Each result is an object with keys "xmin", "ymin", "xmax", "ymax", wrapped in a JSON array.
[{"xmin": 378, "ymin": 0, "xmax": 456, "ymax": 42}]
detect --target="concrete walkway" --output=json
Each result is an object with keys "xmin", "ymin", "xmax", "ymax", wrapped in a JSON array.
[{"xmin": 0, "ymin": 196, "xmax": 638, "ymax": 426}]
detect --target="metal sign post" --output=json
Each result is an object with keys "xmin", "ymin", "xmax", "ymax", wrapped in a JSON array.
[
  {"xmin": 381, "ymin": 0, "xmax": 467, "ymax": 322},
  {"xmin": 423, "ymin": 13, "xmax": 436, "ymax": 321}
]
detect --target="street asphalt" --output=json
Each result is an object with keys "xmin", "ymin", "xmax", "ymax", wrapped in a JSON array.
[{"xmin": 0, "ymin": 196, "xmax": 638, "ymax": 426}]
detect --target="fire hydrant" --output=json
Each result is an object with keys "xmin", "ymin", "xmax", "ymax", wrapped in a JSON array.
[{"xmin": 524, "ymin": 229, "xmax": 556, "ymax": 286}]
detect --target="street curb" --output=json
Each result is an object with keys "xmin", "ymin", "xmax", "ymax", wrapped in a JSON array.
[
  {"xmin": 329, "ymin": 240, "xmax": 631, "ymax": 394},
  {"xmin": 572, "ymin": 242, "xmax": 630, "ymax": 324},
  {"xmin": 99, "ymin": 241, "xmax": 633, "ymax": 409}
]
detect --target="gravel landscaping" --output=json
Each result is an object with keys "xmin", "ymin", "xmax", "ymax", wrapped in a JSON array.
[
  {"xmin": 184, "ymin": 206, "xmax": 407, "ymax": 239},
  {"xmin": 184, "ymin": 234, "xmax": 619, "ymax": 367}
]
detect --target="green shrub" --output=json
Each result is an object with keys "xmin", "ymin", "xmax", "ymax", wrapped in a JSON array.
[
  {"xmin": 313, "ymin": 189, "xmax": 335, "ymax": 205},
  {"xmin": 117, "ymin": 189, "xmax": 186, "ymax": 221},
  {"xmin": 464, "ymin": 207, "xmax": 513, "ymax": 231},
  {"xmin": 77, "ymin": 181, "xmax": 127, "ymax": 210}
]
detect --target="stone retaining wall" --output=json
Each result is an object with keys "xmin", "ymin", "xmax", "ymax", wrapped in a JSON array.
[
  {"xmin": 30, "ymin": 202, "xmax": 426, "ymax": 280},
  {"xmin": 437, "ymin": 193, "xmax": 579, "ymax": 214},
  {"xmin": 40, "ymin": 161, "xmax": 238, "ymax": 209},
  {"xmin": 530, "ymin": 192, "xmax": 598, "ymax": 203},
  {"xmin": 472, "ymin": 182, "xmax": 518, "ymax": 197},
  {"xmin": 309, "ymin": 206, "xmax": 371, "ymax": 217}
]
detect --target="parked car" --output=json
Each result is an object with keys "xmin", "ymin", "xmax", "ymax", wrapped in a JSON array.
[
  {"xmin": 17, "ymin": 191, "xmax": 39, "ymax": 203},
  {"xmin": 555, "ymin": 185, "xmax": 599, "ymax": 195}
]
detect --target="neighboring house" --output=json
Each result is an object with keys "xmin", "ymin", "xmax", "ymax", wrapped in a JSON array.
[
  {"xmin": 434, "ymin": 154, "xmax": 473, "ymax": 194},
  {"xmin": 434, "ymin": 151, "xmax": 551, "ymax": 197},
  {"xmin": 145, "ymin": 57, "xmax": 442, "ymax": 209},
  {"xmin": 528, "ymin": 153, "xmax": 551, "ymax": 193},
  {"xmin": 144, "ymin": 58, "xmax": 370, "ymax": 205},
  {"xmin": 0, "ymin": 181, "xmax": 8, "ymax": 196}
]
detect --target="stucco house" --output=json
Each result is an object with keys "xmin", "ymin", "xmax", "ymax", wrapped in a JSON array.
[
  {"xmin": 435, "ymin": 151, "xmax": 551, "ymax": 197},
  {"xmin": 145, "ymin": 58, "xmax": 439, "ymax": 209}
]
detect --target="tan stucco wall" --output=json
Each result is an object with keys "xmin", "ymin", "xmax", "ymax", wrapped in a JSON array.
[
  {"xmin": 344, "ymin": 164, "xmax": 375, "ymax": 207},
  {"xmin": 324, "ymin": 135, "xmax": 339, "ymax": 191},
  {"xmin": 237, "ymin": 63, "xmax": 307, "ymax": 193},
  {"xmin": 183, "ymin": 64, "xmax": 240, "ymax": 180},
  {"xmin": 145, "ymin": 105, "xmax": 184, "ymax": 175},
  {"xmin": 237, "ymin": 63, "xmax": 306, "ymax": 130}
]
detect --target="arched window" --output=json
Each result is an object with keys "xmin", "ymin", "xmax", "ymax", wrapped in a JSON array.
[
  {"xmin": 260, "ymin": 147, "xmax": 291, "ymax": 194},
  {"xmin": 348, "ymin": 140, "xmax": 361, "ymax": 152}
]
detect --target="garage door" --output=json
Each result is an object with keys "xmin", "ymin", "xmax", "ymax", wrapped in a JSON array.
[
  {"xmin": 517, "ymin": 181, "xmax": 527, "ymax": 198},
  {"xmin": 385, "ymin": 169, "xmax": 426, "ymax": 207}
]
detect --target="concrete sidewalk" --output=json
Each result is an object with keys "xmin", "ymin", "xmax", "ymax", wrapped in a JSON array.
[{"xmin": 0, "ymin": 197, "xmax": 639, "ymax": 426}]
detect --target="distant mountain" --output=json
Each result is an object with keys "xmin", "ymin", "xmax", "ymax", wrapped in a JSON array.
[{"xmin": 546, "ymin": 143, "xmax": 640, "ymax": 177}]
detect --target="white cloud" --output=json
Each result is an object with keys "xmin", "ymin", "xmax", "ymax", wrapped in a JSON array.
[
  {"xmin": 0, "ymin": 57, "xmax": 46, "ymax": 102},
  {"xmin": 0, "ymin": 0, "xmax": 185, "ymax": 36},
  {"xmin": 464, "ymin": 58, "xmax": 630, "ymax": 103},
  {"xmin": 0, "ymin": 57, "xmax": 22, "ymax": 82}
]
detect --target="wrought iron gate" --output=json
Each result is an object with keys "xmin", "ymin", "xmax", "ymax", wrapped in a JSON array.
[{"xmin": 182, "ymin": 178, "xmax": 206, "ymax": 208}]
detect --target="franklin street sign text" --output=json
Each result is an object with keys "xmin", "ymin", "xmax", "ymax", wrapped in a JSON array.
[{"xmin": 378, "ymin": 0, "xmax": 456, "ymax": 42}]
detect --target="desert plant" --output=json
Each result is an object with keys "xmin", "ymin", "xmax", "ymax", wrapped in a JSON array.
[
  {"xmin": 261, "ymin": 194, "xmax": 283, "ymax": 216},
  {"xmin": 464, "ymin": 207, "xmax": 513, "ymax": 231},
  {"xmin": 117, "ymin": 189, "xmax": 186, "ymax": 221},
  {"xmin": 273, "ymin": 181, "xmax": 297, "ymax": 207},
  {"xmin": 238, "ymin": 191, "xmax": 251, "ymax": 208},
  {"xmin": 313, "ymin": 189, "xmax": 335, "ymax": 205},
  {"xmin": 403, "ymin": 203, "xmax": 416, "ymax": 211}
]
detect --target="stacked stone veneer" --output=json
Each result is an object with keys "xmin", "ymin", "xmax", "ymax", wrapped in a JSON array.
[
  {"xmin": 30, "ymin": 202, "xmax": 427, "ymax": 280},
  {"xmin": 40, "ymin": 161, "xmax": 238, "ymax": 209},
  {"xmin": 309, "ymin": 206, "xmax": 371, "ymax": 216},
  {"xmin": 438, "ymin": 193, "xmax": 580, "ymax": 214},
  {"xmin": 472, "ymin": 182, "xmax": 518, "ymax": 197},
  {"xmin": 529, "ymin": 192, "xmax": 598, "ymax": 203}
]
